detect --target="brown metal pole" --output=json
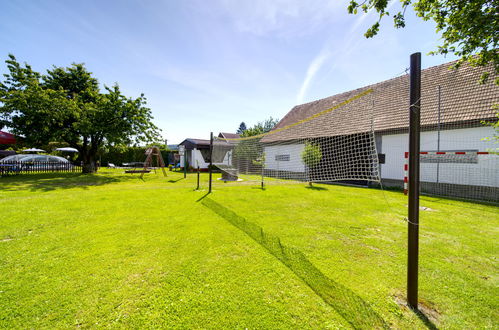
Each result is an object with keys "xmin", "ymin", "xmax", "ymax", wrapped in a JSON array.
[
  {"xmin": 209, "ymin": 132, "xmax": 213, "ymax": 193},
  {"xmin": 197, "ymin": 166, "xmax": 200, "ymax": 190},
  {"xmin": 407, "ymin": 52, "xmax": 421, "ymax": 309},
  {"xmin": 184, "ymin": 151, "xmax": 187, "ymax": 178}
]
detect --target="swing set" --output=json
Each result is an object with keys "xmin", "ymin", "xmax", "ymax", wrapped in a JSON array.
[{"xmin": 124, "ymin": 146, "xmax": 167, "ymax": 179}]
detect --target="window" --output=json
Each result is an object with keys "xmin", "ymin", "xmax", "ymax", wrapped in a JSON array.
[{"xmin": 275, "ymin": 154, "xmax": 290, "ymax": 161}]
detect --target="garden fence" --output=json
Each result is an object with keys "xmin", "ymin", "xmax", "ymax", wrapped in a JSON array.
[{"xmin": 0, "ymin": 161, "xmax": 82, "ymax": 176}]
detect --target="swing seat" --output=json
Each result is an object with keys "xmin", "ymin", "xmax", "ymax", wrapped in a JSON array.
[{"xmin": 125, "ymin": 170, "xmax": 151, "ymax": 174}]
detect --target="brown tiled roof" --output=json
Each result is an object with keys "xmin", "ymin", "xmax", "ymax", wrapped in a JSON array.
[
  {"xmin": 218, "ymin": 132, "xmax": 240, "ymax": 139},
  {"xmin": 262, "ymin": 60, "xmax": 498, "ymax": 143}
]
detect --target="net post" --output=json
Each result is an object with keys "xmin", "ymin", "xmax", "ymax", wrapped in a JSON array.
[
  {"xmin": 261, "ymin": 153, "xmax": 265, "ymax": 189},
  {"xmin": 407, "ymin": 52, "xmax": 421, "ymax": 310},
  {"xmin": 197, "ymin": 166, "xmax": 200, "ymax": 190},
  {"xmin": 436, "ymin": 85, "xmax": 441, "ymax": 183},
  {"xmin": 403, "ymin": 152, "xmax": 409, "ymax": 195},
  {"xmin": 209, "ymin": 132, "xmax": 213, "ymax": 193},
  {"xmin": 183, "ymin": 151, "xmax": 187, "ymax": 179}
]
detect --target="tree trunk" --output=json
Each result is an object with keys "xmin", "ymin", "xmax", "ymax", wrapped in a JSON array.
[
  {"xmin": 306, "ymin": 167, "xmax": 312, "ymax": 186},
  {"xmin": 82, "ymin": 152, "xmax": 97, "ymax": 174}
]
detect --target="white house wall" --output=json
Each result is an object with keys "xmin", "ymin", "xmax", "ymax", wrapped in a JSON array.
[
  {"xmin": 190, "ymin": 149, "xmax": 208, "ymax": 168},
  {"xmin": 181, "ymin": 148, "xmax": 234, "ymax": 169},
  {"xmin": 264, "ymin": 144, "xmax": 306, "ymax": 172},
  {"xmin": 216, "ymin": 149, "xmax": 233, "ymax": 167},
  {"xmin": 381, "ymin": 126, "xmax": 498, "ymax": 187}
]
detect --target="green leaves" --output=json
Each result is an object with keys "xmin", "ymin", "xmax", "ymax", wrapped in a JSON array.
[
  {"xmin": 481, "ymin": 110, "xmax": 499, "ymax": 154},
  {"xmin": 0, "ymin": 55, "xmax": 161, "ymax": 173},
  {"xmin": 240, "ymin": 117, "xmax": 279, "ymax": 138},
  {"xmin": 347, "ymin": 0, "xmax": 499, "ymax": 84},
  {"xmin": 347, "ymin": 1, "xmax": 358, "ymax": 14},
  {"xmin": 301, "ymin": 141, "xmax": 322, "ymax": 168},
  {"xmin": 365, "ymin": 22, "xmax": 380, "ymax": 38}
]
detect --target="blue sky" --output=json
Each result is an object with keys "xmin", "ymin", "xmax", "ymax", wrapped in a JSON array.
[{"xmin": 0, "ymin": 0, "xmax": 458, "ymax": 144}]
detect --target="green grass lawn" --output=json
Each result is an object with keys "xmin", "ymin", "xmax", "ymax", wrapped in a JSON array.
[{"xmin": 0, "ymin": 169, "xmax": 497, "ymax": 328}]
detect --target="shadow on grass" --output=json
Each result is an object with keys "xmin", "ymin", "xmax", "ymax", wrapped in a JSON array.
[
  {"xmin": 196, "ymin": 191, "xmax": 211, "ymax": 202},
  {"xmin": 202, "ymin": 197, "xmax": 388, "ymax": 329},
  {"xmin": 371, "ymin": 182, "xmax": 498, "ymax": 208},
  {"xmin": 0, "ymin": 172, "xmax": 137, "ymax": 192},
  {"xmin": 420, "ymin": 194, "xmax": 499, "ymax": 209},
  {"xmin": 168, "ymin": 178, "xmax": 185, "ymax": 183},
  {"xmin": 305, "ymin": 185, "xmax": 328, "ymax": 191},
  {"xmin": 395, "ymin": 295, "xmax": 439, "ymax": 329},
  {"xmin": 413, "ymin": 308, "xmax": 438, "ymax": 330}
]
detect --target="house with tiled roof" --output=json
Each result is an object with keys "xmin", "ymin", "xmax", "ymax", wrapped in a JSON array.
[
  {"xmin": 261, "ymin": 60, "xmax": 498, "ymax": 199},
  {"xmin": 218, "ymin": 132, "xmax": 240, "ymax": 140}
]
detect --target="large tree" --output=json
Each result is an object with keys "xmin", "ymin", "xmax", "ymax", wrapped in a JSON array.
[
  {"xmin": 347, "ymin": 0, "xmax": 498, "ymax": 83},
  {"xmin": 232, "ymin": 117, "xmax": 279, "ymax": 173},
  {"xmin": 240, "ymin": 117, "xmax": 280, "ymax": 138},
  {"xmin": 0, "ymin": 55, "xmax": 160, "ymax": 173}
]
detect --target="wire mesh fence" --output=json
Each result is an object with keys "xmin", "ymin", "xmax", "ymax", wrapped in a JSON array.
[
  {"xmin": 212, "ymin": 89, "xmax": 380, "ymax": 187},
  {"xmin": 378, "ymin": 63, "xmax": 498, "ymax": 203},
  {"xmin": 0, "ymin": 161, "xmax": 82, "ymax": 176}
]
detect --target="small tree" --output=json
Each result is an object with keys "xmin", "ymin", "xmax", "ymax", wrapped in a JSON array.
[
  {"xmin": 236, "ymin": 122, "xmax": 247, "ymax": 134},
  {"xmin": 482, "ymin": 108, "xmax": 499, "ymax": 154},
  {"xmin": 301, "ymin": 142, "xmax": 322, "ymax": 186}
]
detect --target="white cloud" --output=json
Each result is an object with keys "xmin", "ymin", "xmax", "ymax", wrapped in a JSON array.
[
  {"xmin": 215, "ymin": 0, "xmax": 347, "ymax": 38},
  {"xmin": 295, "ymin": 0, "xmax": 397, "ymax": 103},
  {"xmin": 296, "ymin": 50, "xmax": 331, "ymax": 104}
]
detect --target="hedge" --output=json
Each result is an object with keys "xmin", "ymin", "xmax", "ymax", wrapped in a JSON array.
[{"xmin": 100, "ymin": 146, "xmax": 176, "ymax": 166}]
